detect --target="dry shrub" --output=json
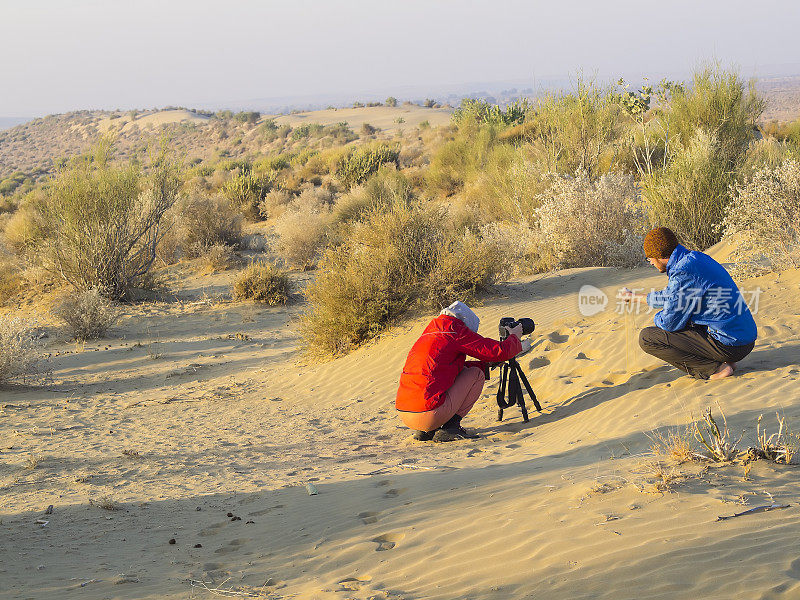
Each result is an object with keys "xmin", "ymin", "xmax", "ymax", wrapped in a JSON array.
[
  {"xmin": 0, "ymin": 316, "xmax": 41, "ymax": 384},
  {"xmin": 479, "ymin": 222, "xmax": 542, "ymax": 276},
  {"xmin": 649, "ymin": 425, "xmax": 698, "ymax": 463},
  {"xmin": 751, "ymin": 413, "xmax": 798, "ymax": 464},
  {"xmin": 196, "ymin": 243, "xmax": 239, "ymax": 274},
  {"xmin": 179, "ymin": 194, "xmax": 243, "ymax": 252},
  {"xmin": 232, "ymin": 261, "xmax": 291, "ymax": 304},
  {"xmin": 693, "ymin": 407, "xmax": 742, "ymax": 462},
  {"xmin": 36, "ymin": 140, "xmax": 182, "ymax": 301},
  {"xmin": 273, "ymin": 188, "xmax": 333, "ymax": 269},
  {"xmin": 304, "ymin": 202, "xmax": 503, "ymax": 355},
  {"xmin": 258, "ymin": 189, "xmax": 291, "ymax": 219},
  {"xmin": 0, "ymin": 251, "xmax": 23, "ymax": 305},
  {"xmin": 332, "ymin": 169, "xmax": 413, "ymax": 225},
  {"xmin": 535, "ymin": 171, "xmax": 646, "ymax": 269},
  {"xmin": 722, "ymin": 159, "xmax": 800, "ymax": 276},
  {"xmin": 641, "ymin": 129, "xmax": 733, "ymax": 250},
  {"xmin": 52, "ymin": 288, "xmax": 120, "ymax": 341},
  {"xmin": 2, "ymin": 193, "xmax": 47, "ymax": 256}
]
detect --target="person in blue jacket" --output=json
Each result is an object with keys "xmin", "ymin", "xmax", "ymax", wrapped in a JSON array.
[{"xmin": 623, "ymin": 227, "xmax": 757, "ymax": 380}]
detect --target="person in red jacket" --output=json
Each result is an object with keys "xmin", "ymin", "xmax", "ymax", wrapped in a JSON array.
[{"xmin": 396, "ymin": 301, "xmax": 531, "ymax": 442}]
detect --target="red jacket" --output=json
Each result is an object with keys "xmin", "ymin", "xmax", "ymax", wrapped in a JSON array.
[{"xmin": 396, "ymin": 315, "xmax": 522, "ymax": 412}]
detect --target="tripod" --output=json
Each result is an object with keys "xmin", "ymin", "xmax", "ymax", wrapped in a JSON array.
[{"xmin": 495, "ymin": 357, "xmax": 541, "ymax": 423}]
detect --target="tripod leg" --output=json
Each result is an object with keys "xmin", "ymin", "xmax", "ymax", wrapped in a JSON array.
[
  {"xmin": 497, "ymin": 408, "xmax": 504, "ymax": 421},
  {"xmin": 509, "ymin": 363, "xmax": 528, "ymax": 422},
  {"xmin": 515, "ymin": 363, "xmax": 542, "ymax": 412}
]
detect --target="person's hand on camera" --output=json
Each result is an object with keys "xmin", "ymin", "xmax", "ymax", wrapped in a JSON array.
[{"xmin": 506, "ymin": 323, "xmax": 524, "ymax": 340}]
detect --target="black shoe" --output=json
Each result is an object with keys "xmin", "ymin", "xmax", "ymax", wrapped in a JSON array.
[
  {"xmin": 412, "ymin": 430, "xmax": 436, "ymax": 441},
  {"xmin": 433, "ymin": 426, "xmax": 479, "ymax": 443}
]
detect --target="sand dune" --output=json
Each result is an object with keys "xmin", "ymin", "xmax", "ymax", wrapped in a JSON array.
[
  {"xmin": 271, "ymin": 105, "xmax": 453, "ymax": 133},
  {"xmin": 1, "ymin": 262, "xmax": 800, "ymax": 599}
]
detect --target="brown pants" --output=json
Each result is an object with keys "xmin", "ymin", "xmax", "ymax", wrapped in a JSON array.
[
  {"xmin": 639, "ymin": 326, "xmax": 755, "ymax": 380},
  {"xmin": 399, "ymin": 367, "xmax": 486, "ymax": 432}
]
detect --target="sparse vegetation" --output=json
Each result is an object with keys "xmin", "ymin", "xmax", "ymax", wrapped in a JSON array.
[
  {"xmin": 723, "ymin": 159, "xmax": 800, "ymax": 275},
  {"xmin": 303, "ymin": 201, "xmax": 503, "ymax": 355},
  {"xmin": 232, "ymin": 262, "xmax": 291, "ymax": 305},
  {"xmin": 0, "ymin": 316, "xmax": 41, "ymax": 384},
  {"xmin": 693, "ymin": 408, "xmax": 742, "ymax": 462},
  {"xmin": 535, "ymin": 171, "xmax": 646, "ymax": 269},
  {"xmin": 334, "ymin": 143, "xmax": 400, "ymax": 189},
  {"xmin": 33, "ymin": 139, "xmax": 182, "ymax": 300},
  {"xmin": 273, "ymin": 189, "xmax": 332, "ymax": 269},
  {"xmin": 52, "ymin": 288, "xmax": 120, "ymax": 341}
]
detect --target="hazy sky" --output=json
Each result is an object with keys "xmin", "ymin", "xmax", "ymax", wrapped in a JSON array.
[{"xmin": 1, "ymin": 0, "xmax": 799, "ymax": 117}]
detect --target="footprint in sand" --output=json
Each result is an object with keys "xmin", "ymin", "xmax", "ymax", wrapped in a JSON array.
[
  {"xmin": 359, "ymin": 511, "xmax": 380, "ymax": 524},
  {"xmin": 383, "ymin": 488, "xmax": 406, "ymax": 499},
  {"xmin": 338, "ymin": 575, "xmax": 372, "ymax": 591},
  {"xmin": 372, "ymin": 533, "xmax": 404, "ymax": 551},
  {"xmin": 787, "ymin": 557, "xmax": 800, "ymax": 579},
  {"xmin": 375, "ymin": 480, "xmax": 392, "ymax": 487},
  {"xmin": 528, "ymin": 356, "xmax": 551, "ymax": 369},
  {"xmin": 248, "ymin": 504, "xmax": 284, "ymax": 517},
  {"xmin": 199, "ymin": 521, "xmax": 228, "ymax": 537},
  {"xmin": 214, "ymin": 538, "xmax": 248, "ymax": 555},
  {"xmin": 547, "ymin": 331, "xmax": 569, "ymax": 344}
]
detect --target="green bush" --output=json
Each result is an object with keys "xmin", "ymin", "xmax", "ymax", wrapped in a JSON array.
[
  {"xmin": 334, "ymin": 143, "xmax": 400, "ymax": 189},
  {"xmin": 222, "ymin": 172, "xmax": 274, "ymax": 219},
  {"xmin": 666, "ymin": 66, "xmax": 763, "ymax": 171},
  {"xmin": 179, "ymin": 195, "xmax": 243, "ymax": 251},
  {"xmin": 452, "ymin": 98, "xmax": 529, "ymax": 126},
  {"xmin": 303, "ymin": 202, "xmax": 503, "ymax": 355},
  {"xmin": 637, "ymin": 66, "xmax": 764, "ymax": 249},
  {"xmin": 232, "ymin": 262, "xmax": 291, "ymax": 304},
  {"xmin": 332, "ymin": 169, "xmax": 413, "ymax": 225},
  {"xmin": 525, "ymin": 82, "xmax": 623, "ymax": 178},
  {"xmin": 291, "ymin": 123, "xmax": 325, "ymax": 140},
  {"xmin": 385, "ymin": 96, "xmax": 398, "ymax": 107},
  {"xmin": 234, "ymin": 111, "xmax": 260, "ymax": 124},
  {"xmin": 35, "ymin": 140, "xmax": 182, "ymax": 300},
  {"xmin": 426, "ymin": 124, "xmax": 498, "ymax": 197},
  {"xmin": 642, "ymin": 129, "xmax": 732, "ymax": 249}
]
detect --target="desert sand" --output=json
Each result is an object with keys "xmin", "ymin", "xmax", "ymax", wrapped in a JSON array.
[
  {"xmin": 271, "ymin": 106, "xmax": 453, "ymax": 133},
  {"xmin": 2, "ymin": 244, "xmax": 800, "ymax": 600}
]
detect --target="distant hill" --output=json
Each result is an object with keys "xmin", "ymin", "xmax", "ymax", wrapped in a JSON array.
[
  {"xmin": 0, "ymin": 117, "xmax": 31, "ymax": 131},
  {"xmin": 0, "ymin": 105, "xmax": 452, "ymax": 180}
]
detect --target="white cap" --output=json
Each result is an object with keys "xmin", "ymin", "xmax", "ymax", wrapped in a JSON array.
[{"xmin": 440, "ymin": 301, "xmax": 480, "ymax": 333}]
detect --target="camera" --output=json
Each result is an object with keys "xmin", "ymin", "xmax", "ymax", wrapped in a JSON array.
[{"xmin": 498, "ymin": 317, "xmax": 535, "ymax": 341}]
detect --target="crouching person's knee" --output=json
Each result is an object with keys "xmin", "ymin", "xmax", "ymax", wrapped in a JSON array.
[
  {"xmin": 466, "ymin": 366, "xmax": 486, "ymax": 389},
  {"xmin": 639, "ymin": 326, "xmax": 663, "ymax": 354}
]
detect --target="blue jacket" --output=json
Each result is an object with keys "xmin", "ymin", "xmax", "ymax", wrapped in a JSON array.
[{"xmin": 646, "ymin": 245, "xmax": 757, "ymax": 346}]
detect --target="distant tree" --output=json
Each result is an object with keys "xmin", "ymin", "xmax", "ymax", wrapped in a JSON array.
[
  {"xmin": 424, "ymin": 98, "xmax": 436, "ymax": 108},
  {"xmin": 385, "ymin": 96, "xmax": 398, "ymax": 107},
  {"xmin": 234, "ymin": 111, "xmax": 261, "ymax": 124}
]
